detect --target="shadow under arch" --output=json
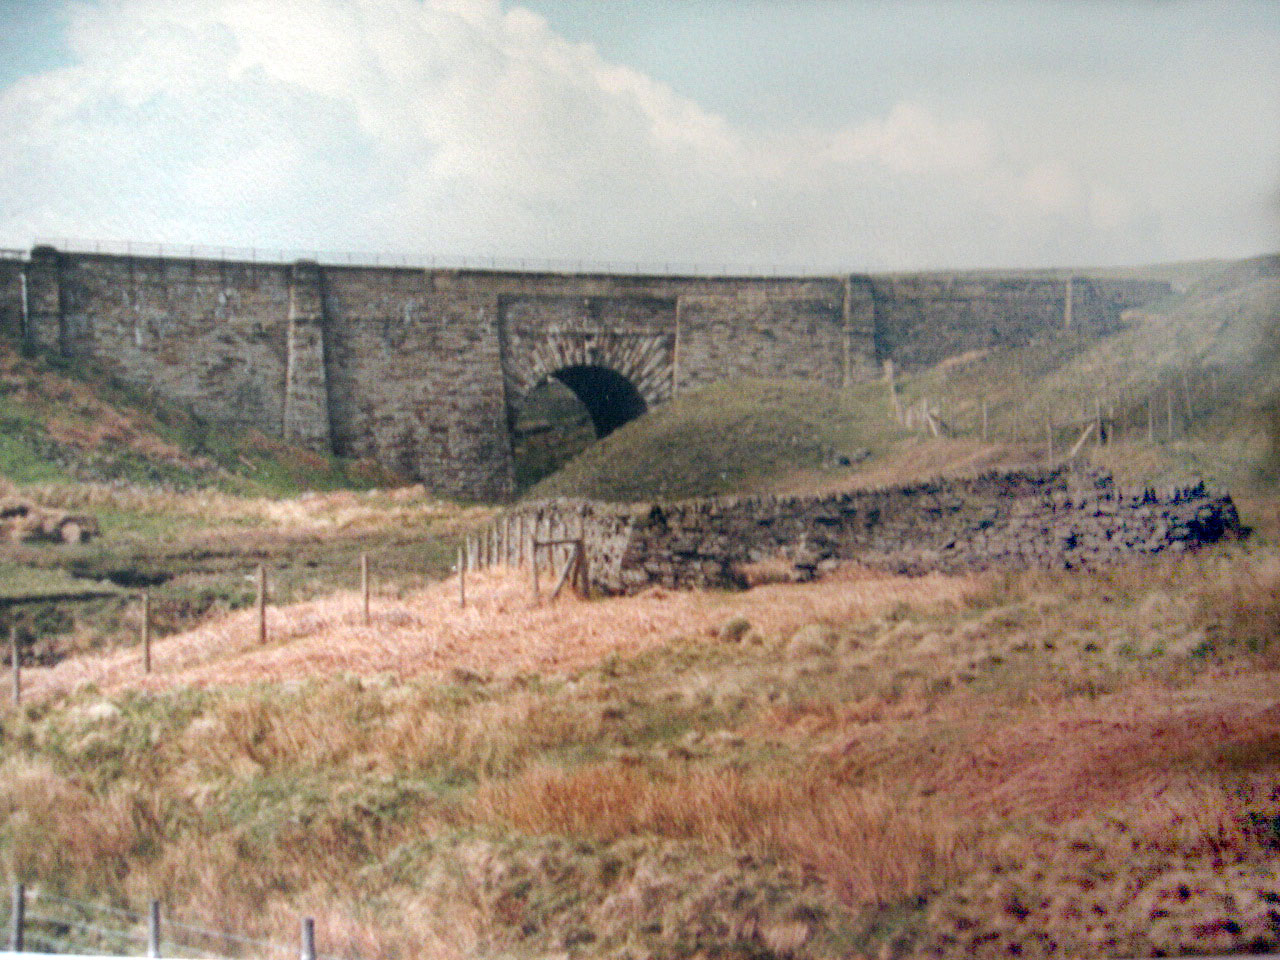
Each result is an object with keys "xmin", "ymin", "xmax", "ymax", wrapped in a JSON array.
[{"xmin": 551, "ymin": 364, "xmax": 648, "ymax": 437}]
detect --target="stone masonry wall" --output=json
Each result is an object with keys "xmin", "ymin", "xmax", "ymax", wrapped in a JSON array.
[
  {"xmin": 9, "ymin": 246, "xmax": 1171, "ymax": 499},
  {"xmin": 511, "ymin": 469, "xmax": 1242, "ymax": 594},
  {"xmin": 0, "ymin": 259, "xmax": 24, "ymax": 340}
]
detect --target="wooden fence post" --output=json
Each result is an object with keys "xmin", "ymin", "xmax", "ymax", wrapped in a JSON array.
[
  {"xmin": 1148, "ymin": 398, "xmax": 1154, "ymax": 442},
  {"xmin": 458, "ymin": 546, "xmax": 466, "ymax": 609},
  {"xmin": 142, "ymin": 590, "xmax": 152, "ymax": 674},
  {"xmin": 360, "ymin": 552, "xmax": 370, "ymax": 625},
  {"xmin": 256, "ymin": 564, "xmax": 267, "ymax": 645},
  {"xmin": 1046, "ymin": 418, "xmax": 1054, "ymax": 461},
  {"xmin": 301, "ymin": 916, "xmax": 316, "ymax": 960},
  {"xmin": 9, "ymin": 628, "xmax": 19, "ymax": 709},
  {"xmin": 1167, "ymin": 389, "xmax": 1174, "ymax": 440},
  {"xmin": 981, "ymin": 399, "xmax": 988, "ymax": 442},
  {"xmin": 147, "ymin": 899, "xmax": 161, "ymax": 959},
  {"xmin": 1095, "ymin": 397, "xmax": 1103, "ymax": 447},
  {"xmin": 8, "ymin": 882, "xmax": 23, "ymax": 953}
]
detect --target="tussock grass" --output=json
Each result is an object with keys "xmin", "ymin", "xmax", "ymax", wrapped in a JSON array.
[
  {"xmin": 6, "ymin": 545, "xmax": 1275, "ymax": 957},
  {"xmin": 471, "ymin": 763, "xmax": 971, "ymax": 905}
]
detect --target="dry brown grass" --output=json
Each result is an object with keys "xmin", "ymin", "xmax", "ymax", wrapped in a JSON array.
[
  {"xmin": 22, "ymin": 563, "xmax": 973, "ymax": 701},
  {"xmin": 7, "ymin": 544, "xmax": 1280, "ymax": 959},
  {"xmin": 470, "ymin": 762, "xmax": 972, "ymax": 905}
]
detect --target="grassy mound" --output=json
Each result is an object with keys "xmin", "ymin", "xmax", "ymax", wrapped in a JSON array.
[{"xmin": 525, "ymin": 378, "xmax": 906, "ymax": 502}]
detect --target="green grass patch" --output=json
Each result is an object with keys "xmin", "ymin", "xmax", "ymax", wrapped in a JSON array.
[{"xmin": 525, "ymin": 378, "xmax": 905, "ymax": 502}]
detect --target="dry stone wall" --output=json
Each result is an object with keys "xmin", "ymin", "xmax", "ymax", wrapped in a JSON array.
[
  {"xmin": 8, "ymin": 246, "xmax": 1170, "ymax": 499},
  {"xmin": 512, "ymin": 469, "xmax": 1243, "ymax": 594}
]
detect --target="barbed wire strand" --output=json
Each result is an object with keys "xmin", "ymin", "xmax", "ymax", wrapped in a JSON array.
[
  {"xmin": 164, "ymin": 916, "xmax": 296, "ymax": 954},
  {"xmin": 26, "ymin": 911, "xmax": 149, "ymax": 944},
  {"xmin": 36, "ymin": 892, "xmax": 144, "ymax": 923},
  {"xmin": 17, "ymin": 891, "xmax": 361, "ymax": 960}
]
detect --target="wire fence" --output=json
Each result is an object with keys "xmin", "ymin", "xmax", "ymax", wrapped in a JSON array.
[
  {"xmin": 3, "ymin": 885, "xmax": 356, "ymax": 960},
  {"xmin": 28, "ymin": 236, "xmax": 835, "ymax": 278}
]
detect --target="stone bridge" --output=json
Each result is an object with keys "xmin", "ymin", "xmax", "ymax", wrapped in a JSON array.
[{"xmin": 0, "ymin": 246, "xmax": 1170, "ymax": 499}]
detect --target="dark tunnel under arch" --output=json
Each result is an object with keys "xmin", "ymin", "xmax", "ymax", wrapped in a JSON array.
[{"xmin": 550, "ymin": 364, "xmax": 648, "ymax": 438}]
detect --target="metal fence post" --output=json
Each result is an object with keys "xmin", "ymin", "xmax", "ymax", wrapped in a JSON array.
[{"xmin": 8, "ymin": 882, "xmax": 23, "ymax": 953}]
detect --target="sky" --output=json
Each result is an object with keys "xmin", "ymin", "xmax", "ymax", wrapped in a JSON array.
[{"xmin": 0, "ymin": 0, "xmax": 1276, "ymax": 272}]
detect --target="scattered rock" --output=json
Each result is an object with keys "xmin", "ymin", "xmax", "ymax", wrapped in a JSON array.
[{"xmin": 718, "ymin": 616, "xmax": 752, "ymax": 642}]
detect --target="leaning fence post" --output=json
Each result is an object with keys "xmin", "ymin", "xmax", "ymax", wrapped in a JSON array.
[
  {"xmin": 532, "ymin": 540, "xmax": 541, "ymax": 599},
  {"xmin": 8, "ymin": 882, "xmax": 23, "ymax": 953},
  {"xmin": 147, "ymin": 899, "xmax": 161, "ymax": 958},
  {"xmin": 301, "ymin": 916, "xmax": 316, "ymax": 960}
]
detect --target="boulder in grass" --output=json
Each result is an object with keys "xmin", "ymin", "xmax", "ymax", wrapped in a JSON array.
[{"xmin": 718, "ymin": 615, "xmax": 752, "ymax": 642}]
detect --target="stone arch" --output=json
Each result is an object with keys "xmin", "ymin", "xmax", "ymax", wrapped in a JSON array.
[{"xmin": 502, "ymin": 328, "xmax": 674, "ymax": 439}]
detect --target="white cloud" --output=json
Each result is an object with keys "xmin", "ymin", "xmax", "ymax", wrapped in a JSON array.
[{"xmin": 0, "ymin": 0, "xmax": 1274, "ymax": 269}]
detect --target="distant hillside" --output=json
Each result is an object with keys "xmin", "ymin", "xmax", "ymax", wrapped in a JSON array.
[
  {"xmin": 901, "ymin": 255, "xmax": 1279, "ymax": 444},
  {"xmin": 528, "ymin": 255, "xmax": 1279, "ymax": 505}
]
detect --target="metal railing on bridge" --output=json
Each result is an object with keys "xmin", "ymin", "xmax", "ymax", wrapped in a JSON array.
[{"xmin": 29, "ymin": 236, "xmax": 839, "ymax": 278}]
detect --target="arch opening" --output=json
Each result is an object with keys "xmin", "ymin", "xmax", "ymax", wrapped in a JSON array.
[
  {"xmin": 508, "ymin": 365, "xmax": 648, "ymax": 492},
  {"xmin": 552, "ymin": 364, "xmax": 648, "ymax": 438}
]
